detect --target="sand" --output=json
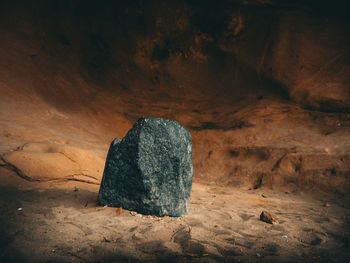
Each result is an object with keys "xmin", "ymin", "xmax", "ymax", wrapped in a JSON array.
[{"xmin": 1, "ymin": 174, "xmax": 350, "ymax": 263}]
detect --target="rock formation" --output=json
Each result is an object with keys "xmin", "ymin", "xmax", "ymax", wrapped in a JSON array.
[{"xmin": 98, "ymin": 117, "xmax": 193, "ymax": 217}]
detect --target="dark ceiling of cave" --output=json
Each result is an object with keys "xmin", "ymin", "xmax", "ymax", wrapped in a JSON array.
[{"xmin": 0, "ymin": 0, "xmax": 349, "ymax": 114}]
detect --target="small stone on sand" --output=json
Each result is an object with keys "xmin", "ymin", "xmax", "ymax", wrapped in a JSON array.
[{"xmin": 260, "ymin": 211, "xmax": 278, "ymax": 224}]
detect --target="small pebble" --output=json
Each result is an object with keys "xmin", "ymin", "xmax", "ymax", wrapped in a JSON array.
[
  {"xmin": 260, "ymin": 211, "xmax": 278, "ymax": 224},
  {"xmin": 18, "ymin": 207, "xmax": 22, "ymax": 211}
]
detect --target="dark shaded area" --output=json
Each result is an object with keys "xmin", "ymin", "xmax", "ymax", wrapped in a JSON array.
[
  {"xmin": 1, "ymin": 0, "xmax": 349, "ymax": 115},
  {"xmin": 190, "ymin": 120, "xmax": 255, "ymax": 131}
]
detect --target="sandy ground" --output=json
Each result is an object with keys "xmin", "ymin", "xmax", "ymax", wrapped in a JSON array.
[{"xmin": 1, "ymin": 175, "xmax": 350, "ymax": 263}]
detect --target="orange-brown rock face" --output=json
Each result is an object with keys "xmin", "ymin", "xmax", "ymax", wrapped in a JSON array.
[{"xmin": 0, "ymin": 0, "xmax": 349, "ymax": 193}]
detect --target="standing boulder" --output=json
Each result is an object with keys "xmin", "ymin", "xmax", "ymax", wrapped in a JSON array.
[{"xmin": 98, "ymin": 116, "xmax": 193, "ymax": 217}]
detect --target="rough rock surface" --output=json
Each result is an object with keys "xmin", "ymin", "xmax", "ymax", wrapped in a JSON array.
[
  {"xmin": 98, "ymin": 117, "xmax": 193, "ymax": 217},
  {"xmin": 260, "ymin": 210, "xmax": 279, "ymax": 224}
]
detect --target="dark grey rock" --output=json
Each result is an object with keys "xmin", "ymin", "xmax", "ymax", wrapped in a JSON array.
[{"xmin": 98, "ymin": 116, "xmax": 193, "ymax": 217}]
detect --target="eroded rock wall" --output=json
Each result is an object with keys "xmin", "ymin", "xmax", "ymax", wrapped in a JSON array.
[{"xmin": 0, "ymin": 0, "xmax": 349, "ymax": 193}]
